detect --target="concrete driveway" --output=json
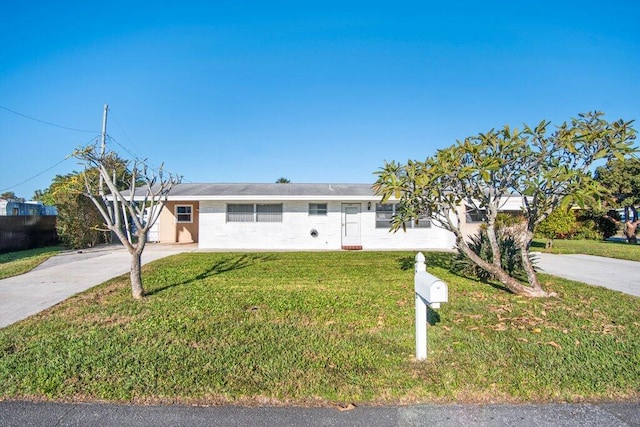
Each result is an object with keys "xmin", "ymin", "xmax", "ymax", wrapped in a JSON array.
[
  {"xmin": 535, "ymin": 252, "xmax": 640, "ymax": 297},
  {"xmin": 0, "ymin": 244, "xmax": 194, "ymax": 329}
]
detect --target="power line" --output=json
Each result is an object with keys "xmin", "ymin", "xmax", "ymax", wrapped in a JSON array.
[
  {"xmin": 105, "ymin": 135, "xmax": 183, "ymax": 178},
  {"xmin": 104, "ymin": 107, "xmax": 182, "ymax": 178},
  {"xmin": 0, "ymin": 136, "xmax": 100, "ymax": 193},
  {"xmin": 0, "ymin": 105, "xmax": 99, "ymax": 133},
  {"xmin": 107, "ymin": 135, "xmax": 141, "ymax": 161},
  {"xmin": 0, "ymin": 157, "xmax": 71, "ymax": 193},
  {"xmin": 109, "ymin": 110, "xmax": 141, "ymax": 153}
]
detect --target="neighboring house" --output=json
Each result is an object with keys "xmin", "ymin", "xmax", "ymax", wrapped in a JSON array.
[
  {"xmin": 0, "ymin": 199, "xmax": 57, "ymax": 216},
  {"xmin": 135, "ymin": 183, "xmax": 504, "ymax": 251},
  {"xmin": 0, "ymin": 199, "xmax": 58, "ymax": 252}
]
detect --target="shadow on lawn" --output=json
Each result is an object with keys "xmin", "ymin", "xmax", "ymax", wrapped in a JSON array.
[
  {"xmin": 146, "ymin": 254, "xmax": 275, "ymax": 296},
  {"xmin": 397, "ymin": 252, "xmax": 513, "ymax": 294},
  {"xmin": 397, "ymin": 252, "xmax": 452, "ymax": 271}
]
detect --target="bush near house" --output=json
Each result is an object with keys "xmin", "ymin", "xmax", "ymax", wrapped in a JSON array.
[
  {"xmin": 536, "ymin": 209, "xmax": 617, "ymax": 240},
  {"xmin": 536, "ymin": 209, "xmax": 577, "ymax": 239}
]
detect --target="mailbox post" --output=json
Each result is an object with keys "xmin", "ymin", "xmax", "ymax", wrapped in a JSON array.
[{"xmin": 414, "ymin": 252, "xmax": 448, "ymax": 360}]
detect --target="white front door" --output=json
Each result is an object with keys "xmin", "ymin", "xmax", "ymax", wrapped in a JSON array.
[{"xmin": 341, "ymin": 204, "xmax": 361, "ymax": 247}]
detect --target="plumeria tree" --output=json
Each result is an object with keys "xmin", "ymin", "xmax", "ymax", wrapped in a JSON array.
[
  {"xmin": 374, "ymin": 112, "xmax": 636, "ymax": 297},
  {"xmin": 74, "ymin": 145, "xmax": 181, "ymax": 299}
]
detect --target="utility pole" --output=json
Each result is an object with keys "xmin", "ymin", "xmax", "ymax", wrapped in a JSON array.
[
  {"xmin": 99, "ymin": 104, "xmax": 109, "ymax": 190},
  {"xmin": 100, "ymin": 104, "xmax": 108, "ymax": 156}
]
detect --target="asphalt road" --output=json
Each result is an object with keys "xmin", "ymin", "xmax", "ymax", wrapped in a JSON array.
[{"xmin": 1, "ymin": 401, "xmax": 639, "ymax": 427}]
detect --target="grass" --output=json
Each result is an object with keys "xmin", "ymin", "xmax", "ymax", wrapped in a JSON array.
[
  {"xmin": 0, "ymin": 246, "xmax": 63, "ymax": 280},
  {"xmin": 532, "ymin": 238, "xmax": 640, "ymax": 262},
  {"xmin": 0, "ymin": 251, "xmax": 638, "ymax": 405}
]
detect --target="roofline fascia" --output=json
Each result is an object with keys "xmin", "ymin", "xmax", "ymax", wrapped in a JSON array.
[
  {"xmin": 155, "ymin": 195, "xmax": 385, "ymax": 202},
  {"xmin": 124, "ymin": 195, "xmax": 397, "ymax": 202}
]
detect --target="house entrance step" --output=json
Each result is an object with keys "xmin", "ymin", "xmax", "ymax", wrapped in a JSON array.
[{"xmin": 341, "ymin": 245, "xmax": 363, "ymax": 250}]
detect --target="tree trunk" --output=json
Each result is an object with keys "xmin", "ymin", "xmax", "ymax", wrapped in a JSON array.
[
  {"xmin": 486, "ymin": 222, "xmax": 503, "ymax": 270},
  {"xmin": 519, "ymin": 238, "xmax": 547, "ymax": 295},
  {"xmin": 456, "ymin": 234, "xmax": 550, "ymax": 298},
  {"xmin": 505, "ymin": 221, "xmax": 550, "ymax": 297},
  {"xmin": 130, "ymin": 250, "xmax": 144, "ymax": 299}
]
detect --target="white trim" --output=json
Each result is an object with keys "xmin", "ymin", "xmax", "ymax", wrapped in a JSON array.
[{"xmin": 160, "ymin": 195, "xmax": 379, "ymax": 202}]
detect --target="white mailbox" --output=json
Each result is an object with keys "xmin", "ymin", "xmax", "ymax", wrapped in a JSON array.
[
  {"xmin": 414, "ymin": 252, "xmax": 449, "ymax": 360},
  {"xmin": 414, "ymin": 271, "xmax": 448, "ymax": 309}
]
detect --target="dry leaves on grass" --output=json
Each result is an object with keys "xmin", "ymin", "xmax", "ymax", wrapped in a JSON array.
[{"xmin": 544, "ymin": 341, "xmax": 562, "ymax": 349}]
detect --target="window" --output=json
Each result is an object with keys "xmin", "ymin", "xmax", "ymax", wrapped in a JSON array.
[
  {"xmin": 413, "ymin": 213, "xmax": 431, "ymax": 228},
  {"xmin": 227, "ymin": 204, "xmax": 283, "ymax": 222},
  {"xmin": 375, "ymin": 203, "xmax": 430, "ymax": 229},
  {"xmin": 175, "ymin": 205, "xmax": 193, "ymax": 223},
  {"xmin": 256, "ymin": 204, "xmax": 282, "ymax": 222},
  {"xmin": 465, "ymin": 206, "xmax": 486, "ymax": 223},
  {"xmin": 227, "ymin": 204, "xmax": 254, "ymax": 222},
  {"xmin": 375, "ymin": 203, "xmax": 394, "ymax": 228},
  {"xmin": 308, "ymin": 203, "xmax": 328, "ymax": 216}
]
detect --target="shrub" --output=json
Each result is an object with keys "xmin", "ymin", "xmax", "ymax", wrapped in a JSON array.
[
  {"xmin": 535, "ymin": 209, "xmax": 576, "ymax": 239},
  {"xmin": 536, "ymin": 209, "xmax": 616, "ymax": 241},
  {"xmin": 452, "ymin": 227, "xmax": 534, "ymax": 282},
  {"xmin": 585, "ymin": 210, "xmax": 619, "ymax": 240}
]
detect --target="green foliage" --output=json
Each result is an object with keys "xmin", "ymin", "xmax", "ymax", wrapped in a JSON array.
[
  {"xmin": 574, "ymin": 211, "xmax": 614, "ymax": 240},
  {"xmin": 594, "ymin": 157, "xmax": 640, "ymax": 207},
  {"xmin": 597, "ymin": 210, "xmax": 621, "ymax": 239},
  {"xmin": 572, "ymin": 220, "xmax": 600, "ymax": 240},
  {"xmin": 374, "ymin": 112, "xmax": 637, "ymax": 295},
  {"xmin": 36, "ymin": 153, "xmax": 133, "ymax": 249},
  {"xmin": 0, "ymin": 191, "xmax": 20, "ymax": 200},
  {"xmin": 536, "ymin": 209, "xmax": 577, "ymax": 239},
  {"xmin": 536, "ymin": 209, "xmax": 618, "ymax": 240},
  {"xmin": 37, "ymin": 173, "xmax": 107, "ymax": 249},
  {"xmin": 0, "ymin": 252, "xmax": 638, "ymax": 404},
  {"xmin": 453, "ymin": 224, "xmax": 534, "ymax": 282}
]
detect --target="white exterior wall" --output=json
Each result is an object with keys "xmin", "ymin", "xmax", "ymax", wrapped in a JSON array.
[
  {"xmin": 198, "ymin": 200, "xmax": 456, "ymax": 250},
  {"xmin": 360, "ymin": 208, "xmax": 456, "ymax": 250}
]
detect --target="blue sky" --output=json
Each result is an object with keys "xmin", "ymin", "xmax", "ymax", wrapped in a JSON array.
[{"xmin": 1, "ymin": 1, "xmax": 639, "ymax": 199}]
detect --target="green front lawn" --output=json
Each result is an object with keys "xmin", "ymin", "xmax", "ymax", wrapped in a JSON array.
[
  {"xmin": 0, "ymin": 246, "xmax": 63, "ymax": 280},
  {"xmin": 532, "ymin": 238, "xmax": 640, "ymax": 262},
  {"xmin": 0, "ymin": 251, "xmax": 638, "ymax": 405}
]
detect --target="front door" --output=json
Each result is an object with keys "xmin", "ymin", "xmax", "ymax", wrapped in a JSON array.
[{"xmin": 341, "ymin": 204, "xmax": 361, "ymax": 247}]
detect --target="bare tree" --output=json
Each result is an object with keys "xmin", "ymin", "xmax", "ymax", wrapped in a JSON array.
[{"xmin": 74, "ymin": 146, "xmax": 181, "ymax": 299}]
